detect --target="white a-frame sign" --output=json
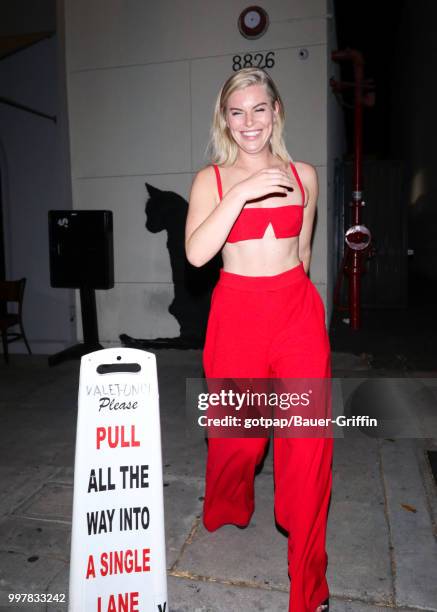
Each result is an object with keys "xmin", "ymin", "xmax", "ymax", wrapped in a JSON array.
[{"xmin": 69, "ymin": 348, "xmax": 167, "ymax": 612}]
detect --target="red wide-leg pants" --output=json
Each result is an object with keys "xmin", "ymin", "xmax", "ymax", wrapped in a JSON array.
[{"xmin": 202, "ymin": 262, "xmax": 333, "ymax": 612}]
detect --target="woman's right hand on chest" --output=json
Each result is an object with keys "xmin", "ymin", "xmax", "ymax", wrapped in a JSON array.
[{"xmin": 230, "ymin": 167, "xmax": 295, "ymax": 203}]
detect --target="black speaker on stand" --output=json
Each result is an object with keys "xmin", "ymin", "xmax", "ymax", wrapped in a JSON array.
[{"xmin": 48, "ymin": 210, "xmax": 114, "ymax": 366}]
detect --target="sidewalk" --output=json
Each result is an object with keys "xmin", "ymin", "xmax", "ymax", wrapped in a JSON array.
[{"xmin": 0, "ymin": 350, "xmax": 436, "ymax": 611}]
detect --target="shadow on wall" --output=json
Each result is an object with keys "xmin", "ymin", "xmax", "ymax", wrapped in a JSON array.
[{"xmin": 120, "ymin": 183, "xmax": 221, "ymax": 350}]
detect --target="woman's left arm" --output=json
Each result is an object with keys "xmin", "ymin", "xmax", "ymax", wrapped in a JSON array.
[{"xmin": 297, "ymin": 163, "xmax": 319, "ymax": 275}]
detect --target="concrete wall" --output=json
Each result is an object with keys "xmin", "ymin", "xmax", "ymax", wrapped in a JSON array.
[
  {"xmin": 0, "ymin": 0, "xmax": 75, "ymax": 354},
  {"xmin": 63, "ymin": 0, "xmax": 336, "ymax": 344},
  {"xmin": 326, "ymin": 0, "xmax": 346, "ymax": 323}
]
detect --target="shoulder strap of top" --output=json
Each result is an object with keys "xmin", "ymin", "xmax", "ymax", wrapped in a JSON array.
[
  {"xmin": 213, "ymin": 164, "xmax": 223, "ymax": 201},
  {"xmin": 289, "ymin": 161, "xmax": 305, "ymax": 206}
]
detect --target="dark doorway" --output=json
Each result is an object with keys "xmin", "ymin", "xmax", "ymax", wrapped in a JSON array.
[{"xmin": 0, "ymin": 167, "xmax": 5, "ymax": 282}]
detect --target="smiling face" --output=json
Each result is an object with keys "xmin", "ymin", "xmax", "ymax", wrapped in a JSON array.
[{"xmin": 225, "ymin": 84, "xmax": 279, "ymax": 156}]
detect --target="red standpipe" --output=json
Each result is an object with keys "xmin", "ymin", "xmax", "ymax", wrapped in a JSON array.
[{"xmin": 330, "ymin": 48, "xmax": 374, "ymax": 330}]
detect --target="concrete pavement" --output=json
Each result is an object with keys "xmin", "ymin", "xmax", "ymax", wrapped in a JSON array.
[{"xmin": 0, "ymin": 350, "xmax": 436, "ymax": 611}]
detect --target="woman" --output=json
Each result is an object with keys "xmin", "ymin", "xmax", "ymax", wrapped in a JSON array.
[{"xmin": 185, "ymin": 68, "xmax": 332, "ymax": 612}]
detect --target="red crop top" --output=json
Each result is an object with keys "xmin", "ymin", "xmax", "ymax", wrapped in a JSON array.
[{"xmin": 213, "ymin": 161, "xmax": 305, "ymax": 243}]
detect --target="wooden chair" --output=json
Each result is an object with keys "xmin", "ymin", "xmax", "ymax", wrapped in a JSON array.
[{"xmin": 0, "ymin": 278, "xmax": 32, "ymax": 364}]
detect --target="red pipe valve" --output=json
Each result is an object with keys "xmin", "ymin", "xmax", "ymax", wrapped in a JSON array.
[{"xmin": 345, "ymin": 225, "xmax": 372, "ymax": 251}]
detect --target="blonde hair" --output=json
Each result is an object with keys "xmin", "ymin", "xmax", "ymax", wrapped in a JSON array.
[{"xmin": 207, "ymin": 68, "xmax": 292, "ymax": 166}]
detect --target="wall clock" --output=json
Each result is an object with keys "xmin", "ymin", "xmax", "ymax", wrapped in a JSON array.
[{"xmin": 238, "ymin": 6, "xmax": 269, "ymax": 39}]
